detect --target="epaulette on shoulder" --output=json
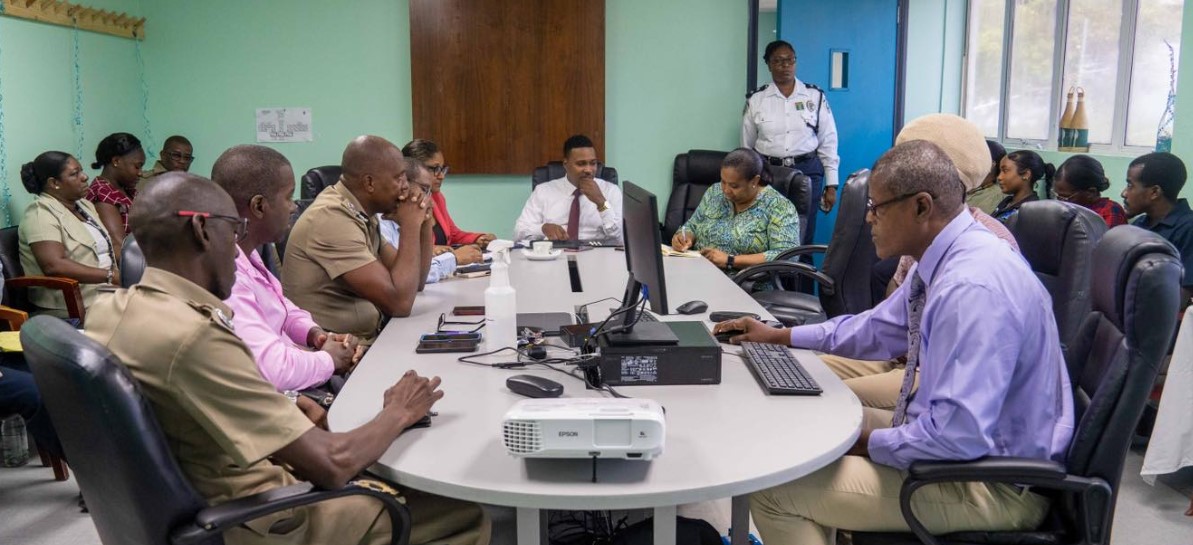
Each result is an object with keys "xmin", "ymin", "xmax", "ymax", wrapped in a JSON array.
[
  {"xmin": 746, "ymin": 83, "xmax": 770, "ymax": 100},
  {"xmin": 805, "ymin": 82, "xmax": 823, "ymax": 92}
]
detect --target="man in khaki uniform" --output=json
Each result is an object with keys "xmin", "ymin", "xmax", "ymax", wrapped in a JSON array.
[
  {"xmin": 85, "ymin": 172, "xmax": 488, "ymax": 545},
  {"xmin": 282, "ymin": 136, "xmax": 433, "ymax": 342}
]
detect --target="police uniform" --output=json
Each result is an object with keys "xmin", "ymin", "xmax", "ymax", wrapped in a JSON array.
[
  {"xmin": 742, "ymin": 79, "xmax": 840, "ymax": 244},
  {"xmin": 281, "ymin": 181, "xmax": 386, "ymax": 343},
  {"xmin": 85, "ymin": 268, "xmax": 489, "ymax": 545}
]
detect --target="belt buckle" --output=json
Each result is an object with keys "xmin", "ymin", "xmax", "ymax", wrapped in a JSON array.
[{"xmin": 782, "ymin": 156, "xmax": 795, "ymax": 168}]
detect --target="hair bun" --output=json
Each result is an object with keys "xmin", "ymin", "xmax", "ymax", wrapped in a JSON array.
[
  {"xmin": 1098, "ymin": 176, "xmax": 1110, "ymax": 192},
  {"xmin": 89, "ymin": 161, "xmax": 102, "ymax": 169}
]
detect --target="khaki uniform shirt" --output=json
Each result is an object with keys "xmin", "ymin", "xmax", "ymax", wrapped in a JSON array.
[
  {"xmin": 966, "ymin": 184, "xmax": 1006, "ymax": 215},
  {"xmin": 84, "ymin": 267, "xmax": 314, "ymax": 535},
  {"xmin": 18, "ymin": 194, "xmax": 113, "ymax": 311},
  {"xmin": 281, "ymin": 181, "xmax": 384, "ymax": 340}
]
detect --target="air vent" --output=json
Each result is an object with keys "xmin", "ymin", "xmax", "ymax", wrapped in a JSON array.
[{"xmin": 503, "ymin": 420, "xmax": 543, "ymax": 454}]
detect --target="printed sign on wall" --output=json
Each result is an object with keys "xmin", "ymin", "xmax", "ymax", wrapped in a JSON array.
[{"xmin": 256, "ymin": 108, "xmax": 312, "ymax": 142}]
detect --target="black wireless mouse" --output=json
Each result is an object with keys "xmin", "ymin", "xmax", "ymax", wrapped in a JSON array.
[
  {"xmin": 506, "ymin": 375, "xmax": 564, "ymax": 398},
  {"xmin": 676, "ymin": 300, "xmax": 708, "ymax": 315}
]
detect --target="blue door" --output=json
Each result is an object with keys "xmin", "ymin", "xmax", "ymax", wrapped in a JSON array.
[{"xmin": 778, "ymin": 0, "xmax": 899, "ymax": 243}]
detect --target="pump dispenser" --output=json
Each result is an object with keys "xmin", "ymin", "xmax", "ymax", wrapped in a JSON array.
[{"xmin": 484, "ymin": 242, "xmax": 517, "ymax": 352}]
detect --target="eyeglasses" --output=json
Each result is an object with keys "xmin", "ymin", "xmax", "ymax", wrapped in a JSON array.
[
  {"xmin": 1050, "ymin": 189, "xmax": 1078, "ymax": 202},
  {"xmin": 177, "ymin": 210, "xmax": 249, "ymax": 241},
  {"xmin": 866, "ymin": 192, "xmax": 923, "ymax": 216},
  {"xmin": 437, "ymin": 313, "xmax": 485, "ymax": 333},
  {"xmin": 426, "ymin": 164, "xmax": 450, "ymax": 176},
  {"xmin": 166, "ymin": 151, "xmax": 195, "ymax": 162},
  {"xmin": 768, "ymin": 56, "xmax": 796, "ymax": 67}
]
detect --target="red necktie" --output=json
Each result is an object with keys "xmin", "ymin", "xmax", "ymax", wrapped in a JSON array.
[{"xmin": 567, "ymin": 189, "xmax": 581, "ymax": 240}]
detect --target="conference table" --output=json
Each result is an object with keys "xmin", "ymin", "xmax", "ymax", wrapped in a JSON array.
[{"xmin": 329, "ymin": 248, "xmax": 862, "ymax": 545}]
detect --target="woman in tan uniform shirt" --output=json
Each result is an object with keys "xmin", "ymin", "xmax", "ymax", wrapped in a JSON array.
[{"xmin": 18, "ymin": 151, "xmax": 119, "ymax": 316}]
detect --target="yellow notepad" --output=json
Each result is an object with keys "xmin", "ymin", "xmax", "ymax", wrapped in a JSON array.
[
  {"xmin": 660, "ymin": 244, "xmax": 702, "ymax": 258},
  {"xmin": 0, "ymin": 331, "xmax": 22, "ymax": 352}
]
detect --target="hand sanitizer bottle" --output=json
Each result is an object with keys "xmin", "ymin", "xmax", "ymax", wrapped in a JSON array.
[{"xmin": 484, "ymin": 245, "xmax": 517, "ymax": 352}]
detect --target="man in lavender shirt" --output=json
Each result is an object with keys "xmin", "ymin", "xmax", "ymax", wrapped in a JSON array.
[
  {"xmin": 212, "ymin": 145, "xmax": 358, "ymax": 401},
  {"xmin": 716, "ymin": 141, "xmax": 1074, "ymax": 544}
]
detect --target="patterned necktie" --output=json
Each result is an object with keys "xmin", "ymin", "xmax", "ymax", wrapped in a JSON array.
[
  {"xmin": 566, "ymin": 189, "xmax": 582, "ymax": 240},
  {"xmin": 891, "ymin": 271, "xmax": 927, "ymax": 427}
]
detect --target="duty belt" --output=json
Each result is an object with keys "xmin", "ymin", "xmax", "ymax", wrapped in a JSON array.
[{"xmin": 764, "ymin": 153, "xmax": 816, "ymax": 168}]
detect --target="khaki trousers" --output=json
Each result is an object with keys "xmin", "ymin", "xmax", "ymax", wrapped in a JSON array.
[
  {"xmin": 750, "ymin": 408, "xmax": 1049, "ymax": 545},
  {"xmin": 229, "ymin": 486, "xmax": 491, "ymax": 545},
  {"xmin": 819, "ymin": 354, "xmax": 914, "ymax": 411}
]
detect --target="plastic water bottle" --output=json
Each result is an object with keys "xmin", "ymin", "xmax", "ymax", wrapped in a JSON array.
[
  {"xmin": 1, "ymin": 415, "xmax": 29, "ymax": 467},
  {"xmin": 484, "ymin": 245, "xmax": 517, "ymax": 352}
]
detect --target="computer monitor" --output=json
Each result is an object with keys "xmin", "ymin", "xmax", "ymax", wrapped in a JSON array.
[{"xmin": 605, "ymin": 182, "xmax": 677, "ymax": 346}]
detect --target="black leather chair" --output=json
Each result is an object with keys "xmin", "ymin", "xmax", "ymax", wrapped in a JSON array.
[
  {"xmin": 733, "ymin": 169, "xmax": 876, "ymax": 326},
  {"xmin": 662, "ymin": 150, "xmax": 727, "ymax": 242},
  {"xmin": 530, "ymin": 161, "xmax": 618, "ymax": 189},
  {"xmin": 300, "ymin": 165, "xmax": 341, "ymax": 200},
  {"xmin": 120, "ymin": 235, "xmax": 146, "ymax": 287},
  {"xmin": 1006, "ymin": 200, "xmax": 1107, "ymax": 366},
  {"xmin": 277, "ymin": 199, "xmax": 314, "ymax": 263},
  {"xmin": 0, "ymin": 226, "xmax": 86, "ymax": 324},
  {"xmin": 769, "ymin": 165, "xmax": 813, "ymax": 246},
  {"xmin": 853, "ymin": 226, "xmax": 1181, "ymax": 545},
  {"xmin": 21, "ymin": 316, "xmax": 411, "ymax": 545}
]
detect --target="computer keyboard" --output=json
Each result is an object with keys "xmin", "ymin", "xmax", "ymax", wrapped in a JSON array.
[{"xmin": 740, "ymin": 342, "xmax": 822, "ymax": 395}]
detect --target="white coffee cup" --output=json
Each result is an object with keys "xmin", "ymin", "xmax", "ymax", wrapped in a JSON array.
[{"xmin": 532, "ymin": 241, "xmax": 553, "ymax": 255}]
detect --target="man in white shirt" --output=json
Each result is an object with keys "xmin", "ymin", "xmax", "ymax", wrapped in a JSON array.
[{"xmin": 514, "ymin": 135, "xmax": 623, "ymax": 243}]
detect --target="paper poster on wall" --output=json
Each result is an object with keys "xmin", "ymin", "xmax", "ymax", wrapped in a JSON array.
[{"xmin": 256, "ymin": 108, "xmax": 312, "ymax": 142}]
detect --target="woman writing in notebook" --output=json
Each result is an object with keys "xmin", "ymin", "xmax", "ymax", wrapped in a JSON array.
[{"xmin": 670, "ymin": 148, "xmax": 800, "ymax": 272}]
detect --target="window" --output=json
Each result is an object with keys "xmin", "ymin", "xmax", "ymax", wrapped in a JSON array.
[{"xmin": 963, "ymin": 0, "xmax": 1182, "ymax": 152}]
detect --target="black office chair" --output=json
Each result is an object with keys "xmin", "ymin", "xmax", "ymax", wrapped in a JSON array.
[
  {"xmin": 769, "ymin": 165, "xmax": 813, "ymax": 246},
  {"xmin": 0, "ymin": 226, "xmax": 86, "ymax": 324},
  {"xmin": 277, "ymin": 199, "xmax": 314, "ymax": 263},
  {"xmin": 300, "ymin": 165, "xmax": 341, "ymax": 200},
  {"xmin": 1006, "ymin": 200, "xmax": 1107, "ymax": 366},
  {"xmin": 852, "ymin": 226, "xmax": 1181, "ymax": 545},
  {"xmin": 661, "ymin": 150, "xmax": 728, "ymax": 242},
  {"xmin": 733, "ymin": 169, "xmax": 876, "ymax": 326},
  {"xmin": 121, "ymin": 235, "xmax": 146, "ymax": 287},
  {"xmin": 21, "ymin": 316, "xmax": 412, "ymax": 545},
  {"xmin": 530, "ymin": 161, "xmax": 618, "ymax": 189}
]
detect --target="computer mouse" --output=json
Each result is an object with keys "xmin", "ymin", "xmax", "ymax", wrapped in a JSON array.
[
  {"xmin": 506, "ymin": 374, "xmax": 564, "ymax": 398},
  {"xmin": 676, "ymin": 300, "xmax": 709, "ymax": 315}
]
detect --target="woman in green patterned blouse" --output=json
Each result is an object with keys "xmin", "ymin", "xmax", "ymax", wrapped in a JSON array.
[{"xmin": 670, "ymin": 148, "xmax": 800, "ymax": 272}]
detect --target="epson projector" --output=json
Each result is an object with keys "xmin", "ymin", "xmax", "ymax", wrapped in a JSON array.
[{"xmin": 502, "ymin": 398, "xmax": 665, "ymax": 460}]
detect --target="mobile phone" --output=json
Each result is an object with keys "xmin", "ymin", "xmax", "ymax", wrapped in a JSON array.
[
  {"xmin": 452, "ymin": 305, "xmax": 485, "ymax": 316},
  {"xmin": 420, "ymin": 333, "xmax": 482, "ymax": 342},
  {"xmin": 415, "ymin": 339, "xmax": 480, "ymax": 353}
]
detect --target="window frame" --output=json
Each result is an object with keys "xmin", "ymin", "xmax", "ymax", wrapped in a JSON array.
[{"xmin": 964, "ymin": 0, "xmax": 1162, "ymax": 156}]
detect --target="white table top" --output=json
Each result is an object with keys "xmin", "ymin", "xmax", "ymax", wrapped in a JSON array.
[{"xmin": 329, "ymin": 248, "xmax": 862, "ymax": 510}]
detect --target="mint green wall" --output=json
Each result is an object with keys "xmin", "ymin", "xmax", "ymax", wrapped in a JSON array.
[
  {"xmin": 140, "ymin": 0, "xmax": 746, "ymax": 238},
  {"xmin": 0, "ymin": 0, "xmax": 145, "ymax": 226},
  {"xmin": 903, "ymin": 0, "xmax": 965, "ymax": 120}
]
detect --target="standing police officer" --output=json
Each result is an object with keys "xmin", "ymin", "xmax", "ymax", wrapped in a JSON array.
[{"xmin": 743, "ymin": 40, "xmax": 840, "ymax": 245}]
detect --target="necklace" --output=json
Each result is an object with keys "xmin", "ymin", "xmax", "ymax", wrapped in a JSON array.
[{"xmin": 74, "ymin": 203, "xmax": 116, "ymax": 267}]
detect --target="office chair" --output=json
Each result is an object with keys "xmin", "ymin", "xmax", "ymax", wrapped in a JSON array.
[
  {"xmin": 277, "ymin": 199, "xmax": 314, "ymax": 263},
  {"xmin": 300, "ymin": 165, "xmax": 341, "ymax": 200},
  {"xmin": 0, "ymin": 226, "xmax": 86, "ymax": 325},
  {"xmin": 530, "ymin": 161, "xmax": 618, "ymax": 190},
  {"xmin": 769, "ymin": 164, "xmax": 813, "ymax": 246},
  {"xmin": 1006, "ymin": 200, "xmax": 1107, "ymax": 367},
  {"xmin": 121, "ymin": 235, "xmax": 146, "ymax": 287},
  {"xmin": 852, "ymin": 226, "xmax": 1181, "ymax": 545},
  {"xmin": 662, "ymin": 150, "xmax": 728, "ymax": 242},
  {"xmin": 733, "ymin": 169, "xmax": 876, "ymax": 326},
  {"xmin": 21, "ymin": 316, "xmax": 412, "ymax": 545}
]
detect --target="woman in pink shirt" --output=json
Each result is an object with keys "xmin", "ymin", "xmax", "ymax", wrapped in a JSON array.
[{"xmin": 211, "ymin": 144, "xmax": 360, "ymax": 394}]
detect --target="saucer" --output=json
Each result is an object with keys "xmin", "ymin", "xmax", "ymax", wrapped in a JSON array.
[{"xmin": 521, "ymin": 248, "xmax": 563, "ymax": 261}]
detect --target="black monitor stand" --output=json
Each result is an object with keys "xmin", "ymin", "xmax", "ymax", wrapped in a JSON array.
[{"xmin": 603, "ymin": 278, "xmax": 679, "ymax": 346}]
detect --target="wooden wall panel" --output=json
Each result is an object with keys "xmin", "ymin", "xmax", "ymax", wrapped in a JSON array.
[{"xmin": 410, "ymin": 0, "xmax": 605, "ymax": 175}]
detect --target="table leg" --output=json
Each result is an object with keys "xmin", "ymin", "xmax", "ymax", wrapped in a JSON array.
[
  {"xmin": 516, "ymin": 507, "xmax": 543, "ymax": 545},
  {"xmin": 653, "ymin": 505, "xmax": 676, "ymax": 545},
  {"xmin": 730, "ymin": 495, "xmax": 750, "ymax": 545}
]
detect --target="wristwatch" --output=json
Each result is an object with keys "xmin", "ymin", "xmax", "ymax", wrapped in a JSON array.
[
  {"xmin": 726, "ymin": 254, "xmax": 736, "ymax": 270},
  {"xmin": 598, "ymin": 200, "xmax": 611, "ymax": 213}
]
